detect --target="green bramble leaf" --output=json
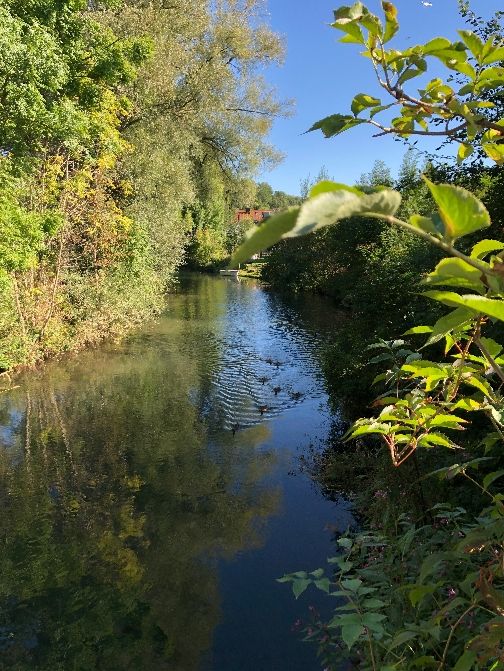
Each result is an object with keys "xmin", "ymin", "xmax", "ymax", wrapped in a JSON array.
[
  {"xmin": 483, "ymin": 470, "xmax": 504, "ymax": 490},
  {"xmin": 388, "ymin": 630, "xmax": 418, "ymax": 651},
  {"xmin": 452, "ymin": 650, "xmax": 478, "ymax": 671},
  {"xmin": 231, "ymin": 187, "xmax": 401, "ymax": 263},
  {"xmin": 284, "ymin": 188, "xmax": 401, "ymax": 238},
  {"xmin": 423, "ymin": 178, "xmax": 491, "ymax": 240},
  {"xmin": 423, "ymin": 258, "xmax": 486, "ymax": 292},
  {"xmin": 341, "ymin": 623, "xmax": 365, "ymax": 649},
  {"xmin": 341, "ymin": 578, "xmax": 363, "ymax": 591},
  {"xmin": 292, "ymin": 578, "xmax": 311, "ymax": 599},
  {"xmin": 409, "ymin": 214, "xmax": 439, "ymax": 236}
]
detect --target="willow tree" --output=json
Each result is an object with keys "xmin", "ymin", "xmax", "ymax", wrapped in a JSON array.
[{"xmin": 103, "ymin": 0, "xmax": 288, "ymax": 271}]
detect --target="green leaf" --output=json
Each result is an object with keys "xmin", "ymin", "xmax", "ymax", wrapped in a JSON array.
[
  {"xmin": 452, "ymin": 62, "xmax": 476, "ymax": 79},
  {"xmin": 423, "ymin": 258, "xmax": 485, "ymax": 290},
  {"xmin": 478, "ymin": 66, "xmax": 504, "ymax": 82},
  {"xmin": 482, "ymin": 45, "xmax": 504, "ymax": 64},
  {"xmin": 369, "ymin": 103, "xmax": 395, "ymax": 118},
  {"xmin": 458, "ymin": 30, "xmax": 483, "ymax": 59},
  {"xmin": 404, "ymin": 325, "xmax": 433, "ymax": 335},
  {"xmin": 423, "ymin": 37, "xmax": 452, "ymax": 53},
  {"xmin": 428, "ymin": 413, "xmax": 467, "ymax": 429},
  {"xmin": 483, "ymin": 470, "xmax": 504, "ymax": 490},
  {"xmin": 397, "ymin": 68, "xmax": 422, "ymax": 85},
  {"xmin": 341, "ymin": 578, "xmax": 362, "ymax": 592},
  {"xmin": 424, "ymin": 307, "xmax": 474, "ymax": 346},
  {"xmin": 350, "ymin": 422, "xmax": 391, "ymax": 437},
  {"xmin": 315, "ymin": 577, "xmax": 331, "ymax": 593},
  {"xmin": 230, "ymin": 207, "xmax": 300, "ymax": 265},
  {"xmin": 457, "ymin": 143, "xmax": 474, "ymax": 163},
  {"xmin": 363, "ymin": 597, "xmax": 386, "ymax": 608},
  {"xmin": 479, "ymin": 336, "xmax": 503, "ymax": 358},
  {"xmin": 361, "ymin": 611, "xmax": 386, "ymax": 633},
  {"xmin": 409, "ymin": 584, "xmax": 436, "ymax": 606},
  {"xmin": 423, "ymin": 178, "xmax": 491, "ymax": 240},
  {"xmin": 309, "ymin": 181, "xmax": 363, "ymax": 198},
  {"xmin": 423, "ymin": 291, "xmax": 504, "ymax": 323},
  {"xmin": 409, "ymin": 214, "xmax": 439, "ymax": 235},
  {"xmin": 331, "ymin": 13, "xmax": 366, "ymax": 44},
  {"xmin": 388, "ymin": 629, "xmax": 418, "ymax": 651},
  {"xmin": 351, "ymin": 93, "xmax": 381, "ymax": 116},
  {"xmin": 308, "ymin": 114, "xmax": 366, "ymax": 138},
  {"xmin": 452, "ymin": 650, "xmax": 477, "ymax": 671},
  {"xmin": 292, "ymin": 578, "xmax": 311, "ymax": 599},
  {"xmin": 284, "ymin": 189, "xmax": 401, "ymax": 239},
  {"xmin": 471, "ymin": 239, "xmax": 504, "ymax": 259},
  {"xmin": 464, "ymin": 374, "xmax": 494, "ymax": 398},
  {"xmin": 333, "ymin": 3, "xmax": 365, "ymax": 22},
  {"xmin": 482, "ymin": 143, "xmax": 504, "ymax": 165},
  {"xmin": 341, "ymin": 623, "xmax": 365, "ymax": 649},
  {"xmin": 382, "ymin": 2, "xmax": 398, "ymax": 43},
  {"xmin": 417, "ymin": 433, "xmax": 454, "ymax": 448}
]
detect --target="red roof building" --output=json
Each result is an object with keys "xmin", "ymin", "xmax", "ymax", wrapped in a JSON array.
[{"xmin": 235, "ymin": 208, "xmax": 274, "ymax": 223}]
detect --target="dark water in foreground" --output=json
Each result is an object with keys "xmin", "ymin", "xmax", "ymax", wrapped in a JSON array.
[{"xmin": 0, "ymin": 274, "xmax": 351, "ymax": 671}]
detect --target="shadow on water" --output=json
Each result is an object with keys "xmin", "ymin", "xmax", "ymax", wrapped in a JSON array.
[{"xmin": 0, "ymin": 273, "xmax": 351, "ymax": 671}]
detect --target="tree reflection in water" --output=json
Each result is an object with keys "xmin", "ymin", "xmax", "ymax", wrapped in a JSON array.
[{"xmin": 0, "ymin": 318, "xmax": 278, "ymax": 671}]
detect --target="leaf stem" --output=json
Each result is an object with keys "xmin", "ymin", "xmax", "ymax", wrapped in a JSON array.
[
  {"xmin": 474, "ymin": 336, "xmax": 504, "ymax": 385},
  {"xmin": 436, "ymin": 604, "xmax": 475, "ymax": 671}
]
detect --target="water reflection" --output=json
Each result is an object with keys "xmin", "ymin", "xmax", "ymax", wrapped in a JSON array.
[{"xmin": 0, "ymin": 274, "xmax": 348, "ymax": 671}]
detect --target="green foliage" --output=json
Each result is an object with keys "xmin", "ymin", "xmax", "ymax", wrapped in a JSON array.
[
  {"xmin": 281, "ymin": 503, "xmax": 504, "ymax": 671},
  {"xmin": 310, "ymin": 1, "xmax": 504, "ymax": 163},
  {"xmin": 0, "ymin": 0, "xmax": 287, "ymax": 370},
  {"xmin": 249, "ymin": 4, "xmax": 504, "ymax": 669}
]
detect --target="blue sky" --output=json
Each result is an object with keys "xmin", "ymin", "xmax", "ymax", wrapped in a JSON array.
[{"xmin": 257, "ymin": 0, "xmax": 503, "ymax": 195}]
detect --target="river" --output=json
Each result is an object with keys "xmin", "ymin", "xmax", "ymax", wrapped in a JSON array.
[{"xmin": 0, "ymin": 273, "xmax": 351, "ymax": 671}]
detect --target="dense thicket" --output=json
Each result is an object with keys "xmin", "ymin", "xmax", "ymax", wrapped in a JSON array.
[{"xmin": 0, "ymin": 0, "xmax": 285, "ymax": 371}]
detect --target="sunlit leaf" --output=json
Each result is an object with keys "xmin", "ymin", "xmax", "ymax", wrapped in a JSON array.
[
  {"xmin": 424, "ymin": 307, "xmax": 474, "ymax": 347},
  {"xmin": 309, "ymin": 181, "xmax": 363, "ymax": 197},
  {"xmin": 457, "ymin": 143, "xmax": 474, "ymax": 163},
  {"xmin": 423, "ymin": 291, "xmax": 504, "ymax": 323},
  {"xmin": 382, "ymin": 1, "xmax": 398, "ymax": 43},
  {"xmin": 423, "ymin": 178, "xmax": 490, "ymax": 240},
  {"xmin": 470, "ymin": 239, "xmax": 504, "ymax": 259},
  {"xmin": 351, "ymin": 93, "xmax": 381, "ymax": 116},
  {"xmin": 308, "ymin": 114, "xmax": 366, "ymax": 138},
  {"xmin": 458, "ymin": 30, "xmax": 483, "ymax": 59}
]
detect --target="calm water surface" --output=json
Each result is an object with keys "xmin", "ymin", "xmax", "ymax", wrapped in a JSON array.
[{"xmin": 0, "ymin": 274, "xmax": 351, "ymax": 671}]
